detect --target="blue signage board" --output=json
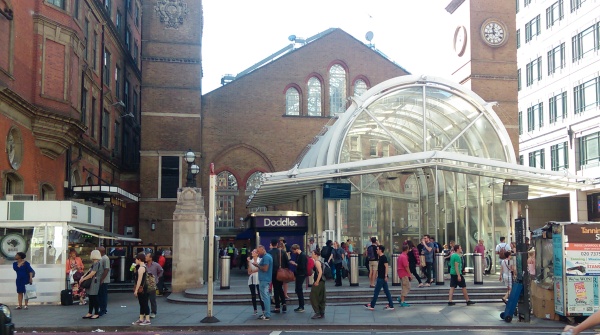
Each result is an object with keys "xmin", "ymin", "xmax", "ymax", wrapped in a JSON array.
[{"xmin": 254, "ymin": 216, "xmax": 307, "ymax": 229}]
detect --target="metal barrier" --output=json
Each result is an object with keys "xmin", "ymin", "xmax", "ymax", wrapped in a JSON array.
[
  {"xmin": 473, "ymin": 253, "xmax": 483, "ymax": 284},
  {"xmin": 435, "ymin": 253, "xmax": 445, "ymax": 285},
  {"xmin": 219, "ymin": 256, "xmax": 230, "ymax": 289},
  {"xmin": 349, "ymin": 254, "xmax": 359, "ymax": 286},
  {"xmin": 391, "ymin": 254, "xmax": 401, "ymax": 286}
]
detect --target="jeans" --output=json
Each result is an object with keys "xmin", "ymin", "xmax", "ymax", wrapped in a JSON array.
[
  {"xmin": 147, "ymin": 287, "xmax": 157, "ymax": 314},
  {"xmin": 258, "ymin": 281, "xmax": 271, "ymax": 317},
  {"xmin": 98, "ymin": 283, "xmax": 108, "ymax": 315},
  {"xmin": 370, "ymin": 277, "xmax": 394, "ymax": 308},
  {"xmin": 295, "ymin": 275, "xmax": 305, "ymax": 308},
  {"xmin": 409, "ymin": 263, "xmax": 422, "ymax": 284},
  {"xmin": 424, "ymin": 262, "xmax": 433, "ymax": 283},
  {"xmin": 334, "ymin": 263, "xmax": 342, "ymax": 286}
]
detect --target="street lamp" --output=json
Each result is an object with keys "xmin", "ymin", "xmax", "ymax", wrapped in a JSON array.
[{"xmin": 185, "ymin": 149, "xmax": 200, "ymax": 187}]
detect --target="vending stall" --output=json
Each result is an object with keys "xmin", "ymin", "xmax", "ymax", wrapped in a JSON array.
[{"xmin": 0, "ymin": 201, "xmax": 138, "ymax": 304}]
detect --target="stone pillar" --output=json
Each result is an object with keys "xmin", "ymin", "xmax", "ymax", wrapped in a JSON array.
[
  {"xmin": 569, "ymin": 190, "xmax": 588, "ymax": 222},
  {"xmin": 171, "ymin": 187, "xmax": 206, "ymax": 293}
]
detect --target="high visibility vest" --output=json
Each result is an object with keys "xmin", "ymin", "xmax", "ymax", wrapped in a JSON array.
[
  {"xmin": 227, "ymin": 246, "xmax": 234, "ymax": 254},
  {"xmin": 240, "ymin": 248, "xmax": 247, "ymax": 255}
]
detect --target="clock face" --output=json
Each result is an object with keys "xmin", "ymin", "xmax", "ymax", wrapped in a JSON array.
[{"xmin": 481, "ymin": 19, "xmax": 508, "ymax": 47}]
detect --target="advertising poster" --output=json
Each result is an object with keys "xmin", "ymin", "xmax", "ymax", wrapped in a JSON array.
[
  {"xmin": 561, "ymin": 224, "xmax": 600, "ymax": 315},
  {"xmin": 553, "ymin": 226, "xmax": 564, "ymax": 314}
]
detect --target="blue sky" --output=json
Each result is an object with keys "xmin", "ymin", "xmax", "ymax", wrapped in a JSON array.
[{"xmin": 201, "ymin": 0, "xmax": 454, "ymax": 93}]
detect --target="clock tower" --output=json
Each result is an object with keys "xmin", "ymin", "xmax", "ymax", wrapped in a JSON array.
[{"xmin": 446, "ymin": 0, "xmax": 518, "ymax": 156}]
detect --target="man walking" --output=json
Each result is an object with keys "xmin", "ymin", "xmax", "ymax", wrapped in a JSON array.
[
  {"xmin": 421, "ymin": 235, "xmax": 434, "ymax": 286},
  {"xmin": 253, "ymin": 245, "xmax": 273, "ymax": 320},
  {"xmin": 97, "ymin": 246, "xmax": 110, "ymax": 316},
  {"xmin": 396, "ymin": 245, "xmax": 412, "ymax": 307},
  {"xmin": 289, "ymin": 244, "xmax": 307, "ymax": 312},
  {"xmin": 496, "ymin": 237, "xmax": 510, "ymax": 257},
  {"xmin": 309, "ymin": 249, "xmax": 325, "ymax": 319},
  {"xmin": 448, "ymin": 244, "xmax": 475, "ymax": 306},
  {"xmin": 364, "ymin": 245, "xmax": 394, "ymax": 311},
  {"xmin": 145, "ymin": 253, "xmax": 163, "ymax": 318}
]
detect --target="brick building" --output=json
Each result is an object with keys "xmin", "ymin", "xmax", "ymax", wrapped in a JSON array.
[{"xmin": 0, "ymin": 0, "xmax": 141, "ymax": 235}]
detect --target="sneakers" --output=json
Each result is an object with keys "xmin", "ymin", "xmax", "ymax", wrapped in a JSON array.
[
  {"xmin": 400, "ymin": 302, "xmax": 411, "ymax": 307},
  {"xmin": 384, "ymin": 305, "xmax": 395, "ymax": 310},
  {"xmin": 282, "ymin": 305, "xmax": 287, "ymax": 313},
  {"xmin": 311, "ymin": 313, "xmax": 323, "ymax": 319},
  {"xmin": 364, "ymin": 304, "xmax": 375, "ymax": 311},
  {"xmin": 294, "ymin": 307, "xmax": 304, "ymax": 313},
  {"xmin": 448, "ymin": 301, "xmax": 456, "ymax": 306},
  {"xmin": 131, "ymin": 319, "xmax": 143, "ymax": 325},
  {"xmin": 257, "ymin": 314, "xmax": 270, "ymax": 320},
  {"xmin": 140, "ymin": 320, "xmax": 151, "ymax": 326},
  {"xmin": 466, "ymin": 300, "xmax": 476, "ymax": 306},
  {"xmin": 150, "ymin": 313, "xmax": 156, "ymax": 318}
]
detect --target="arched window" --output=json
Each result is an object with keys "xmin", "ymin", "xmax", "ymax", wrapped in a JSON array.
[
  {"xmin": 329, "ymin": 64, "xmax": 347, "ymax": 115},
  {"xmin": 86, "ymin": 176, "xmax": 94, "ymax": 186},
  {"xmin": 285, "ymin": 87, "xmax": 300, "ymax": 115},
  {"xmin": 71, "ymin": 170, "xmax": 81, "ymax": 187},
  {"xmin": 41, "ymin": 184, "xmax": 56, "ymax": 200},
  {"xmin": 216, "ymin": 171, "xmax": 238, "ymax": 228},
  {"xmin": 4, "ymin": 172, "xmax": 23, "ymax": 196},
  {"xmin": 307, "ymin": 77, "xmax": 322, "ymax": 116},
  {"xmin": 245, "ymin": 171, "xmax": 263, "ymax": 195},
  {"xmin": 354, "ymin": 79, "xmax": 368, "ymax": 97}
]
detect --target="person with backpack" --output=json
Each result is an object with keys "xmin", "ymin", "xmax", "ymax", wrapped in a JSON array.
[
  {"xmin": 495, "ymin": 236, "xmax": 511, "ymax": 261},
  {"xmin": 289, "ymin": 244, "xmax": 307, "ymax": 312},
  {"xmin": 309, "ymin": 248, "xmax": 326, "ymax": 319},
  {"xmin": 320, "ymin": 240, "xmax": 333, "ymax": 266},
  {"xmin": 365, "ymin": 237, "xmax": 379, "ymax": 287},
  {"xmin": 406, "ymin": 240, "xmax": 423, "ymax": 287}
]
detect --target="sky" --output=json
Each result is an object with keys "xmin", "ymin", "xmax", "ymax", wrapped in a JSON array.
[{"xmin": 201, "ymin": 0, "xmax": 456, "ymax": 94}]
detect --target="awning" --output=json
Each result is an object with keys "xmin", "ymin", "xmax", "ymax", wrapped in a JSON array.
[
  {"xmin": 72, "ymin": 185, "xmax": 139, "ymax": 203},
  {"xmin": 236, "ymin": 228, "xmax": 254, "ymax": 240},
  {"xmin": 68, "ymin": 225, "xmax": 141, "ymax": 242}
]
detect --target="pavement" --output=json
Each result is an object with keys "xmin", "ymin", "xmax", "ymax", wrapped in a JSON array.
[{"xmin": 10, "ymin": 269, "xmax": 572, "ymax": 333}]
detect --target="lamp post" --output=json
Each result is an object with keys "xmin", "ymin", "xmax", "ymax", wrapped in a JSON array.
[{"xmin": 184, "ymin": 149, "xmax": 200, "ymax": 187}]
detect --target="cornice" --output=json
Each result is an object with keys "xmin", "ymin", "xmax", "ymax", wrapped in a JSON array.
[{"xmin": 0, "ymin": 87, "xmax": 86, "ymax": 159}]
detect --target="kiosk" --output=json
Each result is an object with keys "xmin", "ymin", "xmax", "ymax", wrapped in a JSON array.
[
  {"xmin": 240, "ymin": 211, "xmax": 309, "ymax": 250},
  {"xmin": 0, "ymin": 201, "xmax": 139, "ymax": 304}
]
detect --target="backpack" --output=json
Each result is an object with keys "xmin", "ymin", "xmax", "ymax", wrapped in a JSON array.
[
  {"xmin": 321, "ymin": 246, "xmax": 332, "ymax": 261},
  {"xmin": 367, "ymin": 244, "xmax": 377, "ymax": 260},
  {"xmin": 306, "ymin": 256, "xmax": 315, "ymax": 277},
  {"xmin": 322, "ymin": 262, "xmax": 333, "ymax": 280},
  {"xmin": 146, "ymin": 273, "xmax": 157, "ymax": 293}
]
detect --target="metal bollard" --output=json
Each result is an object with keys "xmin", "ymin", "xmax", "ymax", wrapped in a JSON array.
[
  {"xmin": 435, "ymin": 253, "xmax": 445, "ymax": 285},
  {"xmin": 220, "ymin": 256, "xmax": 230, "ymax": 289},
  {"xmin": 391, "ymin": 254, "xmax": 401, "ymax": 286},
  {"xmin": 473, "ymin": 253, "xmax": 483, "ymax": 284},
  {"xmin": 119, "ymin": 256, "xmax": 126, "ymax": 282},
  {"xmin": 349, "ymin": 254, "xmax": 359, "ymax": 286}
]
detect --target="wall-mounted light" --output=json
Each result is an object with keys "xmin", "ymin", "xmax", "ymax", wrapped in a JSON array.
[{"xmin": 151, "ymin": 220, "xmax": 156, "ymax": 232}]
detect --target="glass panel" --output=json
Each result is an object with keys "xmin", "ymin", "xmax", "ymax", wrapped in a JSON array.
[
  {"xmin": 285, "ymin": 87, "xmax": 300, "ymax": 116},
  {"xmin": 307, "ymin": 77, "xmax": 322, "ymax": 116},
  {"xmin": 329, "ymin": 64, "xmax": 347, "ymax": 115},
  {"xmin": 354, "ymin": 79, "xmax": 368, "ymax": 97}
]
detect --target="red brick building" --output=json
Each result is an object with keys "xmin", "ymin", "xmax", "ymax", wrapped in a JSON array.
[{"xmin": 0, "ymin": 0, "xmax": 141, "ymax": 235}]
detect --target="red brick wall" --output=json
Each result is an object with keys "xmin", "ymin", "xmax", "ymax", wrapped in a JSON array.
[{"xmin": 43, "ymin": 40, "xmax": 66, "ymax": 100}]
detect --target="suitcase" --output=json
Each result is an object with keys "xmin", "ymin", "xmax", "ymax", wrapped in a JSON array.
[
  {"xmin": 61, "ymin": 289, "xmax": 74, "ymax": 306},
  {"xmin": 500, "ymin": 282, "xmax": 523, "ymax": 322}
]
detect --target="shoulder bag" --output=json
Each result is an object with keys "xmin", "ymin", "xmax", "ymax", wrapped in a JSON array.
[
  {"xmin": 276, "ymin": 250, "xmax": 295, "ymax": 283},
  {"xmin": 80, "ymin": 269, "xmax": 93, "ymax": 289}
]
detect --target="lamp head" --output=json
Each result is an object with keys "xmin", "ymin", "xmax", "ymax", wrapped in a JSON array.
[
  {"xmin": 184, "ymin": 149, "xmax": 195, "ymax": 163},
  {"xmin": 191, "ymin": 164, "xmax": 200, "ymax": 175}
]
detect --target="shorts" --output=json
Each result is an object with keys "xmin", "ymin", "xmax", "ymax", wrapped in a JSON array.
[
  {"xmin": 401, "ymin": 277, "xmax": 411, "ymax": 297},
  {"xmin": 449, "ymin": 274, "xmax": 466, "ymax": 288},
  {"xmin": 369, "ymin": 261, "xmax": 378, "ymax": 272},
  {"xmin": 502, "ymin": 273, "xmax": 512, "ymax": 289}
]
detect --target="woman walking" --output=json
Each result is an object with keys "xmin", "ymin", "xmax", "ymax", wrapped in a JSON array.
[
  {"xmin": 500, "ymin": 251, "xmax": 513, "ymax": 303},
  {"xmin": 132, "ymin": 253, "xmax": 151, "ymax": 325},
  {"xmin": 406, "ymin": 240, "xmax": 423, "ymax": 287},
  {"xmin": 247, "ymin": 249, "xmax": 265, "ymax": 315},
  {"xmin": 80, "ymin": 250, "xmax": 101, "ymax": 319},
  {"xmin": 13, "ymin": 252, "xmax": 34, "ymax": 310},
  {"xmin": 309, "ymin": 249, "xmax": 325, "ymax": 319}
]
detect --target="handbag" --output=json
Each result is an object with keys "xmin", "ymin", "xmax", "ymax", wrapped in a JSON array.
[
  {"xmin": 275, "ymin": 250, "xmax": 295, "ymax": 283},
  {"xmin": 25, "ymin": 284, "xmax": 37, "ymax": 299}
]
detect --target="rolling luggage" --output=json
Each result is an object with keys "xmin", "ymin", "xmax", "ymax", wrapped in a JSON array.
[
  {"xmin": 500, "ymin": 282, "xmax": 523, "ymax": 322},
  {"xmin": 61, "ymin": 289, "xmax": 74, "ymax": 306}
]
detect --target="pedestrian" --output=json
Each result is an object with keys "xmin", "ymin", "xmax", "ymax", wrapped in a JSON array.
[
  {"xmin": 289, "ymin": 244, "xmax": 308, "ymax": 312},
  {"xmin": 80, "ymin": 250, "xmax": 102, "ymax": 319},
  {"xmin": 269, "ymin": 239, "xmax": 289, "ymax": 313},
  {"xmin": 346, "ymin": 239, "xmax": 354, "ymax": 253},
  {"xmin": 495, "ymin": 236, "xmax": 510, "ymax": 260},
  {"xmin": 421, "ymin": 235, "xmax": 435, "ymax": 286},
  {"xmin": 308, "ymin": 237, "xmax": 318, "ymax": 254},
  {"xmin": 329, "ymin": 241, "xmax": 344, "ymax": 286},
  {"xmin": 474, "ymin": 239, "xmax": 486, "ymax": 274},
  {"xmin": 321, "ymin": 240, "xmax": 333, "ymax": 266},
  {"xmin": 309, "ymin": 248, "xmax": 325, "ymax": 319},
  {"xmin": 12, "ymin": 252, "xmax": 34, "ymax": 310},
  {"xmin": 278, "ymin": 240, "xmax": 291, "ymax": 299},
  {"xmin": 396, "ymin": 245, "xmax": 412, "ymax": 307},
  {"xmin": 227, "ymin": 243, "xmax": 237, "ymax": 268},
  {"xmin": 406, "ymin": 240, "xmax": 423, "ymax": 287},
  {"xmin": 447, "ymin": 244, "xmax": 475, "ymax": 306},
  {"xmin": 239, "ymin": 245, "xmax": 248, "ymax": 269},
  {"xmin": 154, "ymin": 251, "xmax": 167, "ymax": 295},
  {"xmin": 365, "ymin": 237, "xmax": 379, "ymax": 287},
  {"xmin": 248, "ymin": 249, "xmax": 265, "ymax": 316},
  {"xmin": 132, "ymin": 253, "xmax": 151, "ymax": 325},
  {"xmin": 444, "ymin": 240, "xmax": 456, "ymax": 279},
  {"xmin": 96, "ymin": 246, "xmax": 110, "ymax": 316},
  {"xmin": 500, "ymin": 250, "xmax": 513, "ymax": 303},
  {"xmin": 364, "ymin": 245, "xmax": 395, "ymax": 311},
  {"xmin": 253, "ymin": 245, "xmax": 273, "ymax": 320},
  {"xmin": 145, "ymin": 252, "xmax": 163, "ymax": 318}
]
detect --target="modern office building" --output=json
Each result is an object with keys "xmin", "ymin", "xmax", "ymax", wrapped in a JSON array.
[{"xmin": 517, "ymin": 0, "xmax": 600, "ymax": 223}]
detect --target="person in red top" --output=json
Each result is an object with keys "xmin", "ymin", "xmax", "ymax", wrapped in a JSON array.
[
  {"xmin": 474, "ymin": 239, "xmax": 486, "ymax": 274},
  {"xmin": 396, "ymin": 245, "xmax": 412, "ymax": 307}
]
